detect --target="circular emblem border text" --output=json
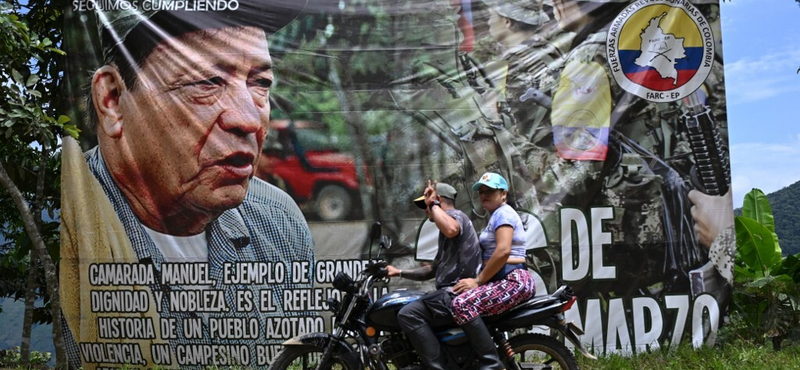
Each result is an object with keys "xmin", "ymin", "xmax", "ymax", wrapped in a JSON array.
[{"xmin": 606, "ymin": 0, "xmax": 714, "ymax": 103}]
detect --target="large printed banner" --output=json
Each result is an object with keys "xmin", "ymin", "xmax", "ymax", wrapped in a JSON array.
[{"xmin": 61, "ymin": 0, "xmax": 734, "ymax": 368}]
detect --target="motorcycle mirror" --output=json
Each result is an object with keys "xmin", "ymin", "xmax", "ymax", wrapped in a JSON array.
[
  {"xmin": 375, "ymin": 235, "xmax": 392, "ymax": 261},
  {"xmin": 379, "ymin": 235, "xmax": 392, "ymax": 250},
  {"xmin": 368, "ymin": 222, "xmax": 381, "ymax": 261},
  {"xmin": 370, "ymin": 222, "xmax": 382, "ymax": 241}
]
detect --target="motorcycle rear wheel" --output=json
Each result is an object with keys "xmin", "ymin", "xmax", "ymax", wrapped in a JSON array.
[
  {"xmin": 507, "ymin": 333, "xmax": 580, "ymax": 370},
  {"xmin": 270, "ymin": 345, "xmax": 358, "ymax": 370}
]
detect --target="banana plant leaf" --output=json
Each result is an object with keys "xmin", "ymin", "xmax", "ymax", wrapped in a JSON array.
[
  {"xmin": 741, "ymin": 188, "xmax": 782, "ymax": 265},
  {"xmin": 735, "ymin": 216, "xmax": 777, "ymax": 276}
]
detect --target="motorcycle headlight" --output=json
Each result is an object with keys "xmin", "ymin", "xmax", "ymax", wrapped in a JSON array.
[{"xmin": 333, "ymin": 272, "xmax": 356, "ymax": 293}]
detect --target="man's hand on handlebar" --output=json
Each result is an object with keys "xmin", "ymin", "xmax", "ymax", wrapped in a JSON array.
[{"xmin": 386, "ymin": 265, "xmax": 401, "ymax": 277}]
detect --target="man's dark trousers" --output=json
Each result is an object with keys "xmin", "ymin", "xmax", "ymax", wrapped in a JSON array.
[{"xmin": 397, "ymin": 289, "xmax": 456, "ymax": 370}]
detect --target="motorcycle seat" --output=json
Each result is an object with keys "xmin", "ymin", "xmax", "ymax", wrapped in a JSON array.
[{"xmin": 482, "ymin": 286, "xmax": 572, "ymax": 325}]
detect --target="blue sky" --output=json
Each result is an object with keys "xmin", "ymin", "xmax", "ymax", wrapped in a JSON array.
[{"xmin": 721, "ymin": 0, "xmax": 800, "ymax": 207}]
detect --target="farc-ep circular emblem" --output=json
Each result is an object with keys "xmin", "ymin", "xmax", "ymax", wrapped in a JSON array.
[{"xmin": 607, "ymin": 0, "xmax": 714, "ymax": 102}]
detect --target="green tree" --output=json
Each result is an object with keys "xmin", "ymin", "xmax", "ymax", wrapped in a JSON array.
[{"xmin": 0, "ymin": 0, "xmax": 78, "ymax": 368}]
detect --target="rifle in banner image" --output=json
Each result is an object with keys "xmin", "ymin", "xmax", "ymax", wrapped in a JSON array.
[
  {"xmin": 682, "ymin": 91, "xmax": 730, "ymax": 196},
  {"xmin": 458, "ymin": 52, "xmax": 495, "ymax": 96},
  {"xmin": 681, "ymin": 90, "xmax": 731, "ymax": 301}
]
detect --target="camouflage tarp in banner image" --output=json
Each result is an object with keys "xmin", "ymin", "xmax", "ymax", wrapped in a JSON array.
[{"xmin": 60, "ymin": 0, "xmax": 733, "ymax": 368}]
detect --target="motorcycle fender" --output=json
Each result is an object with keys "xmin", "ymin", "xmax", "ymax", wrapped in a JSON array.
[
  {"xmin": 542, "ymin": 315, "xmax": 598, "ymax": 361},
  {"xmin": 282, "ymin": 332, "xmax": 362, "ymax": 368},
  {"xmin": 282, "ymin": 332, "xmax": 354, "ymax": 354}
]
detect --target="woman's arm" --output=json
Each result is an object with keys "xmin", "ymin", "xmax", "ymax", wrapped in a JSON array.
[{"xmin": 477, "ymin": 225, "xmax": 512, "ymax": 284}]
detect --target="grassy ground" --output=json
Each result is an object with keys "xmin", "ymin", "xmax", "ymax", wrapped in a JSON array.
[
  {"xmin": 575, "ymin": 340, "xmax": 800, "ymax": 370},
  {"xmin": 3, "ymin": 340, "xmax": 800, "ymax": 369}
]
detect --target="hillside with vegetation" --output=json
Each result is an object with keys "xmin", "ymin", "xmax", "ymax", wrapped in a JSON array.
[{"xmin": 766, "ymin": 181, "xmax": 800, "ymax": 256}]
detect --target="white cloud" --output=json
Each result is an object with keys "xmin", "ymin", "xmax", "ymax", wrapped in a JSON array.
[
  {"xmin": 725, "ymin": 48, "xmax": 800, "ymax": 104},
  {"xmin": 721, "ymin": 0, "xmax": 800, "ymax": 39},
  {"xmin": 720, "ymin": 0, "xmax": 800, "ymax": 207},
  {"xmin": 730, "ymin": 140, "xmax": 800, "ymax": 207}
]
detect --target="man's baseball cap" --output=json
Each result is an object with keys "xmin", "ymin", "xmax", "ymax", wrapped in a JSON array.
[
  {"xmin": 413, "ymin": 183, "xmax": 458, "ymax": 209},
  {"xmin": 471, "ymin": 172, "xmax": 508, "ymax": 191},
  {"xmin": 480, "ymin": 0, "xmax": 549, "ymax": 27},
  {"xmin": 96, "ymin": 0, "xmax": 308, "ymax": 58}
]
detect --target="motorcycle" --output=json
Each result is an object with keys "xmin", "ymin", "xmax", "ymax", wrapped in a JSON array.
[{"xmin": 271, "ymin": 223, "xmax": 596, "ymax": 370}]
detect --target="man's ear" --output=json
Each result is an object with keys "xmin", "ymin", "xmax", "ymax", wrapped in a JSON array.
[
  {"xmin": 92, "ymin": 65, "xmax": 127, "ymax": 139},
  {"xmin": 503, "ymin": 16, "xmax": 513, "ymax": 30}
]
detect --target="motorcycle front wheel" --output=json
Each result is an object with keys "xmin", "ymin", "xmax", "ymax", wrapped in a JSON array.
[
  {"xmin": 507, "ymin": 333, "xmax": 580, "ymax": 370},
  {"xmin": 270, "ymin": 345, "xmax": 359, "ymax": 370}
]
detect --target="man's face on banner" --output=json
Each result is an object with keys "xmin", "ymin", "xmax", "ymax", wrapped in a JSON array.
[
  {"xmin": 486, "ymin": 9, "xmax": 510, "ymax": 44},
  {"xmin": 100, "ymin": 26, "xmax": 272, "ymax": 225}
]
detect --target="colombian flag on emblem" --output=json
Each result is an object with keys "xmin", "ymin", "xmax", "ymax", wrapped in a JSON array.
[{"xmin": 618, "ymin": 5, "xmax": 704, "ymax": 92}]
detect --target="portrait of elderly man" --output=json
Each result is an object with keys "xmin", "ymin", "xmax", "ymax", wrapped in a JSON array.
[{"xmin": 59, "ymin": 2, "xmax": 314, "ymax": 369}]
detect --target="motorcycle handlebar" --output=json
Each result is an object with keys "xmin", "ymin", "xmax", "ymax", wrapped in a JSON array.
[
  {"xmin": 332, "ymin": 261, "xmax": 389, "ymax": 294},
  {"xmin": 365, "ymin": 261, "xmax": 389, "ymax": 280}
]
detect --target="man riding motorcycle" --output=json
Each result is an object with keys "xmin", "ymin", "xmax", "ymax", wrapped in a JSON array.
[{"xmin": 386, "ymin": 181, "xmax": 481, "ymax": 370}]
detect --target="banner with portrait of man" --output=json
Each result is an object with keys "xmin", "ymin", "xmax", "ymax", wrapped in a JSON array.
[{"xmin": 61, "ymin": 0, "xmax": 734, "ymax": 368}]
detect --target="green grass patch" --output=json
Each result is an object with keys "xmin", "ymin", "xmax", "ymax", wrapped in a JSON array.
[{"xmin": 576, "ymin": 340, "xmax": 800, "ymax": 370}]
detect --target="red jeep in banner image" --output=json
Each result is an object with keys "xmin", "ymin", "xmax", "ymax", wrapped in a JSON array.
[{"xmin": 256, "ymin": 119, "xmax": 364, "ymax": 221}]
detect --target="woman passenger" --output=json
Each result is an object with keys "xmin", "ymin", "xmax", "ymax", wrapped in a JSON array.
[{"xmin": 451, "ymin": 172, "xmax": 536, "ymax": 370}]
